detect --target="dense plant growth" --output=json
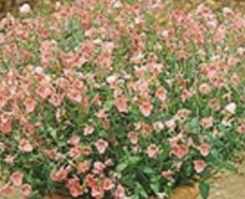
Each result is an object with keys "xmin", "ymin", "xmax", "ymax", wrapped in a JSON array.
[{"xmin": 0, "ymin": 0, "xmax": 245, "ymax": 198}]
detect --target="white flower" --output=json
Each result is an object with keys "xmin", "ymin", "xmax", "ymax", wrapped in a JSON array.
[
  {"xmin": 225, "ymin": 102, "xmax": 236, "ymax": 114},
  {"xmin": 19, "ymin": 4, "xmax": 31, "ymax": 14}
]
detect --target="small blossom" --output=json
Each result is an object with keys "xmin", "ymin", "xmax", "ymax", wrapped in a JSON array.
[
  {"xmin": 68, "ymin": 135, "xmax": 80, "ymax": 146},
  {"xmin": 95, "ymin": 139, "xmax": 109, "ymax": 154},
  {"xmin": 10, "ymin": 171, "xmax": 24, "ymax": 186},
  {"xmin": 146, "ymin": 144, "xmax": 160, "ymax": 159},
  {"xmin": 200, "ymin": 117, "xmax": 214, "ymax": 129},
  {"xmin": 24, "ymin": 97, "xmax": 36, "ymax": 113},
  {"xmin": 77, "ymin": 161, "xmax": 90, "ymax": 174},
  {"xmin": 84, "ymin": 125, "xmax": 95, "ymax": 136},
  {"xmin": 139, "ymin": 99, "xmax": 153, "ymax": 117},
  {"xmin": 161, "ymin": 170, "xmax": 174, "ymax": 181},
  {"xmin": 21, "ymin": 184, "xmax": 32, "ymax": 197},
  {"xmin": 50, "ymin": 166, "xmax": 71, "ymax": 182},
  {"xmin": 66, "ymin": 177, "xmax": 83, "ymax": 198},
  {"xmin": 171, "ymin": 144, "xmax": 189, "ymax": 159},
  {"xmin": 115, "ymin": 95, "xmax": 128, "ymax": 113},
  {"xmin": 0, "ymin": 115, "xmax": 12, "ymax": 135},
  {"xmin": 127, "ymin": 131, "xmax": 138, "ymax": 145},
  {"xmin": 155, "ymin": 87, "xmax": 167, "ymax": 102},
  {"xmin": 225, "ymin": 102, "xmax": 236, "ymax": 114},
  {"xmin": 102, "ymin": 178, "xmax": 114, "ymax": 191},
  {"xmin": 114, "ymin": 184, "xmax": 126, "ymax": 199},
  {"xmin": 19, "ymin": 3, "xmax": 31, "ymax": 14},
  {"xmin": 198, "ymin": 143, "xmax": 210, "ymax": 157},
  {"xmin": 69, "ymin": 146, "xmax": 82, "ymax": 159},
  {"xmin": 193, "ymin": 160, "xmax": 206, "ymax": 173},
  {"xmin": 19, "ymin": 138, "xmax": 33, "ymax": 153},
  {"xmin": 198, "ymin": 83, "xmax": 212, "ymax": 95}
]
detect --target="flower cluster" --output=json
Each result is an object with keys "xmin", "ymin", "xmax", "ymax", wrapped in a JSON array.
[{"xmin": 0, "ymin": 0, "xmax": 244, "ymax": 198}]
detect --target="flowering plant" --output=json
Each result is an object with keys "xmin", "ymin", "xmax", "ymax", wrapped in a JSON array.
[{"xmin": 0, "ymin": 1, "xmax": 245, "ymax": 199}]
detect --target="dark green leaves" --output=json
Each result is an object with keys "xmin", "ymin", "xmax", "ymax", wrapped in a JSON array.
[{"xmin": 199, "ymin": 181, "xmax": 210, "ymax": 199}]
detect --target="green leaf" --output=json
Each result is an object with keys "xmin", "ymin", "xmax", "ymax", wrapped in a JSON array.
[
  {"xmin": 116, "ymin": 163, "xmax": 128, "ymax": 172},
  {"xmin": 199, "ymin": 181, "xmax": 210, "ymax": 199}
]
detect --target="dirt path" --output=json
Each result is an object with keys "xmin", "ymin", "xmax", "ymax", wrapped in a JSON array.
[
  {"xmin": 205, "ymin": 162, "xmax": 245, "ymax": 199},
  {"xmin": 171, "ymin": 156, "xmax": 245, "ymax": 199}
]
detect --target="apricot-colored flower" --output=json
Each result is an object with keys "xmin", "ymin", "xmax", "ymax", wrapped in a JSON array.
[
  {"xmin": 69, "ymin": 146, "xmax": 82, "ymax": 159},
  {"xmin": 114, "ymin": 95, "xmax": 128, "ymax": 113},
  {"xmin": 50, "ymin": 166, "xmax": 71, "ymax": 182},
  {"xmin": 155, "ymin": 87, "xmax": 167, "ymax": 102},
  {"xmin": 146, "ymin": 144, "xmax": 160, "ymax": 159},
  {"xmin": 66, "ymin": 177, "xmax": 83, "ymax": 198},
  {"xmin": 24, "ymin": 97, "xmax": 36, "ymax": 113},
  {"xmin": 10, "ymin": 171, "xmax": 24, "ymax": 186},
  {"xmin": 0, "ymin": 115, "xmax": 12, "ymax": 135},
  {"xmin": 21, "ymin": 184, "xmax": 32, "ymax": 197},
  {"xmin": 102, "ymin": 178, "xmax": 114, "ymax": 191},
  {"xmin": 193, "ymin": 160, "xmax": 206, "ymax": 173},
  {"xmin": 77, "ymin": 161, "xmax": 90, "ymax": 174},
  {"xmin": 68, "ymin": 135, "xmax": 80, "ymax": 146},
  {"xmin": 84, "ymin": 125, "xmax": 95, "ymax": 136},
  {"xmin": 114, "ymin": 184, "xmax": 126, "ymax": 199},
  {"xmin": 19, "ymin": 138, "xmax": 33, "ymax": 153},
  {"xmin": 200, "ymin": 116, "xmax": 213, "ymax": 129},
  {"xmin": 139, "ymin": 99, "xmax": 153, "ymax": 117},
  {"xmin": 95, "ymin": 139, "xmax": 109, "ymax": 154},
  {"xmin": 127, "ymin": 131, "xmax": 138, "ymax": 145},
  {"xmin": 171, "ymin": 144, "xmax": 189, "ymax": 159},
  {"xmin": 198, "ymin": 83, "xmax": 211, "ymax": 95},
  {"xmin": 198, "ymin": 143, "xmax": 210, "ymax": 157}
]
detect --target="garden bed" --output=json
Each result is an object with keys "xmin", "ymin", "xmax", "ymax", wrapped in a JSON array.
[{"xmin": 0, "ymin": 0, "xmax": 244, "ymax": 199}]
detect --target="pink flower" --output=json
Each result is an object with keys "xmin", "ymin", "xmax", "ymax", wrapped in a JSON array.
[
  {"xmin": 114, "ymin": 184, "xmax": 126, "ymax": 199},
  {"xmin": 0, "ymin": 183, "xmax": 14, "ymax": 196},
  {"xmin": 77, "ymin": 161, "xmax": 90, "ymax": 174},
  {"xmin": 4, "ymin": 155, "xmax": 15, "ymax": 165},
  {"xmin": 69, "ymin": 146, "xmax": 82, "ymax": 159},
  {"xmin": 0, "ymin": 114, "xmax": 12, "ymax": 135},
  {"xmin": 24, "ymin": 97, "xmax": 36, "ymax": 113},
  {"xmin": 155, "ymin": 87, "xmax": 167, "ymax": 102},
  {"xmin": 95, "ymin": 139, "xmax": 109, "ymax": 154},
  {"xmin": 139, "ymin": 99, "xmax": 153, "ymax": 117},
  {"xmin": 198, "ymin": 143, "xmax": 210, "ymax": 157},
  {"xmin": 21, "ymin": 184, "xmax": 32, "ymax": 197},
  {"xmin": 161, "ymin": 170, "xmax": 174, "ymax": 181},
  {"xmin": 66, "ymin": 177, "xmax": 83, "ymax": 198},
  {"xmin": 200, "ymin": 117, "xmax": 213, "ymax": 129},
  {"xmin": 146, "ymin": 144, "xmax": 160, "ymax": 159},
  {"xmin": 68, "ymin": 135, "xmax": 80, "ymax": 146},
  {"xmin": 49, "ymin": 93, "xmax": 64, "ymax": 107},
  {"xmin": 208, "ymin": 98, "xmax": 221, "ymax": 111},
  {"xmin": 171, "ymin": 144, "xmax": 189, "ymax": 159},
  {"xmin": 91, "ymin": 185, "xmax": 104, "ymax": 199},
  {"xmin": 66, "ymin": 88, "xmax": 82, "ymax": 103},
  {"xmin": 50, "ymin": 166, "xmax": 71, "ymax": 182},
  {"xmin": 198, "ymin": 83, "xmax": 212, "ymax": 95},
  {"xmin": 237, "ymin": 123, "xmax": 245, "ymax": 134},
  {"xmin": 127, "ymin": 131, "xmax": 138, "ymax": 145},
  {"xmin": 93, "ymin": 161, "xmax": 105, "ymax": 175},
  {"xmin": 180, "ymin": 89, "xmax": 193, "ymax": 102},
  {"xmin": 83, "ymin": 125, "xmax": 95, "ymax": 136},
  {"xmin": 19, "ymin": 138, "xmax": 33, "ymax": 153},
  {"xmin": 193, "ymin": 160, "xmax": 206, "ymax": 173},
  {"xmin": 102, "ymin": 178, "xmax": 114, "ymax": 191},
  {"xmin": 36, "ymin": 83, "xmax": 52, "ymax": 100},
  {"xmin": 10, "ymin": 171, "xmax": 24, "ymax": 186},
  {"xmin": 114, "ymin": 95, "xmax": 128, "ymax": 113}
]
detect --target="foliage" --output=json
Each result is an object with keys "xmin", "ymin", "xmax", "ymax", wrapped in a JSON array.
[{"xmin": 0, "ymin": 1, "xmax": 244, "ymax": 199}]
